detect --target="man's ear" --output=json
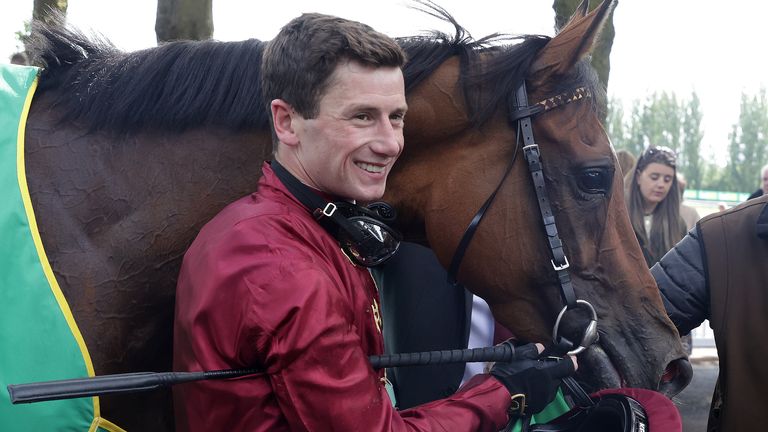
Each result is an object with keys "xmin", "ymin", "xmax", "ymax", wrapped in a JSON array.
[{"xmin": 271, "ymin": 99, "xmax": 300, "ymax": 146}]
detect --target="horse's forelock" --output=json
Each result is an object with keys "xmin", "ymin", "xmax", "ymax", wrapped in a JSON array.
[
  {"xmin": 398, "ymin": 2, "xmax": 601, "ymax": 129},
  {"xmin": 530, "ymin": 58, "xmax": 605, "ymax": 121}
]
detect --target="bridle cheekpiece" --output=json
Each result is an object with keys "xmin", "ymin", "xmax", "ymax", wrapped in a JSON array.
[{"xmin": 447, "ymin": 81, "xmax": 598, "ymax": 356}]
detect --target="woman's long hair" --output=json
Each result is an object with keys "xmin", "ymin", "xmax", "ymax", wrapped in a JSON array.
[{"xmin": 624, "ymin": 146, "xmax": 686, "ymax": 265}]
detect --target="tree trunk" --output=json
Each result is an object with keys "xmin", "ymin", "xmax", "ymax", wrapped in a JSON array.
[
  {"xmin": 155, "ymin": 0, "xmax": 213, "ymax": 43},
  {"xmin": 26, "ymin": 0, "xmax": 67, "ymax": 65},
  {"xmin": 553, "ymin": 0, "xmax": 615, "ymax": 124},
  {"xmin": 33, "ymin": 0, "xmax": 68, "ymax": 25}
]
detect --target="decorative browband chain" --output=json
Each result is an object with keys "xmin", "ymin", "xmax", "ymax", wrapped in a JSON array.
[
  {"xmin": 535, "ymin": 87, "xmax": 592, "ymax": 114},
  {"xmin": 507, "ymin": 86, "xmax": 592, "ymax": 125}
]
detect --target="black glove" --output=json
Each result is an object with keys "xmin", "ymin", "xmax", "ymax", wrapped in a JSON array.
[{"xmin": 490, "ymin": 341, "xmax": 576, "ymax": 416}]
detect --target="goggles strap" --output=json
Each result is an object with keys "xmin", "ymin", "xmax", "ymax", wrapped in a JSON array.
[
  {"xmin": 271, "ymin": 160, "xmax": 401, "ymax": 266},
  {"xmin": 271, "ymin": 160, "xmax": 368, "ymax": 242}
]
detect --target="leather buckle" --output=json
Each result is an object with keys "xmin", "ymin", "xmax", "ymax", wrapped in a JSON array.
[
  {"xmin": 509, "ymin": 393, "xmax": 527, "ymax": 417},
  {"xmin": 321, "ymin": 202, "xmax": 337, "ymax": 217}
]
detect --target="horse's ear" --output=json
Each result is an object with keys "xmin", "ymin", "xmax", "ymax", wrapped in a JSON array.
[
  {"xmin": 531, "ymin": 0, "xmax": 616, "ymax": 78},
  {"xmin": 564, "ymin": 0, "xmax": 591, "ymax": 23}
]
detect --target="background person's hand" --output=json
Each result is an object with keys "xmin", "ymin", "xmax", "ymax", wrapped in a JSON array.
[{"xmin": 490, "ymin": 341, "xmax": 577, "ymax": 416}]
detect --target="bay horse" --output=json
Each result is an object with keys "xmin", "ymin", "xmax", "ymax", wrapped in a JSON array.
[{"xmin": 17, "ymin": 0, "xmax": 689, "ymax": 430}]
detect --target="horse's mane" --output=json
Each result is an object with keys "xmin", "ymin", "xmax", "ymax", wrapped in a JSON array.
[
  {"xmin": 29, "ymin": 7, "xmax": 599, "ymax": 134},
  {"xmin": 30, "ymin": 19, "xmax": 269, "ymax": 132}
]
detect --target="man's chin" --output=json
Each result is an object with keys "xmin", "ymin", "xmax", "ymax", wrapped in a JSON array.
[
  {"xmin": 354, "ymin": 194, "xmax": 384, "ymax": 205},
  {"xmin": 347, "ymin": 186, "xmax": 386, "ymax": 203},
  {"xmin": 356, "ymin": 194, "xmax": 386, "ymax": 203}
]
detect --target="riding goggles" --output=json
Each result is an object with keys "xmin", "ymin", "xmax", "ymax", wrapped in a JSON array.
[
  {"xmin": 271, "ymin": 160, "xmax": 402, "ymax": 267},
  {"xmin": 321, "ymin": 202, "xmax": 402, "ymax": 267}
]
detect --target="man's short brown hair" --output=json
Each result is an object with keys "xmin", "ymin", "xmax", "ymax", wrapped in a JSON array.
[{"xmin": 261, "ymin": 13, "xmax": 406, "ymax": 123}]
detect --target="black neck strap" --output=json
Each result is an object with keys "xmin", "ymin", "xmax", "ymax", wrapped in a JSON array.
[
  {"xmin": 446, "ymin": 137, "xmax": 519, "ymax": 284},
  {"xmin": 270, "ymin": 160, "xmax": 366, "ymax": 243}
]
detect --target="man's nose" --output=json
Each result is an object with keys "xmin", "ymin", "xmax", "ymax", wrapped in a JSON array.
[{"xmin": 372, "ymin": 120, "xmax": 402, "ymax": 156}]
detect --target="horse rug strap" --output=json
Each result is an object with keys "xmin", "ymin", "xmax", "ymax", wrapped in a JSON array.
[
  {"xmin": 527, "ymin": 393, "xmax": 648, "ymax": 432},
  {"xmin": 0, "ymin": 64, "xmax": 123, "ymax": 432},
  {"xmin": 521, "ymin": 386, "xmax": 681, "ymax": 432}
]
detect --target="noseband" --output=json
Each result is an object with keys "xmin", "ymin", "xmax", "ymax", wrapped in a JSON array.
[{"xmin": 447, "ymin": 82, "xmax": 597, "ymax": 356}]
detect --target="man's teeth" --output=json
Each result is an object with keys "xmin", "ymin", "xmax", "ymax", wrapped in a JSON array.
[{"xmin": 356, "ymin": 162, "xmax": 384, "ymax": 173}]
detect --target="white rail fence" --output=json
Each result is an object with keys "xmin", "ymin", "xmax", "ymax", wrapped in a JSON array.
[{"xmin": 691, "ymin": 320, "xmax": 715, "ymax": 348}]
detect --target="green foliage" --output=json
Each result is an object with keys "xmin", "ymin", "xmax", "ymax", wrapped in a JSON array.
[
  {"xmin": 682, "ymin": 93, "xmax": 704, "ymax": 189},
  {"xmin": 607, "ymin": 91, "xmax": 702, "ymax": 187},
  {"xmin": 606, "ymin": 97, "xmax": 625, "ymax": 149},
  {"xmin": 608, "ymin": 89, "xmax": 768, "ymax": 193},
  {"xmin": 727, "ymin": 90, "xmax": 768, "ymax": 193},
  {"xmin": 13, "ymin": 21, "xmax": 31, "ymax": 53}
]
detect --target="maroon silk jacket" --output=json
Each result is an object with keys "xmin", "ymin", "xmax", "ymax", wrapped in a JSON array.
[{"xmin": 173, "ymin": 163, "xmax": 512, "ymax": 431}]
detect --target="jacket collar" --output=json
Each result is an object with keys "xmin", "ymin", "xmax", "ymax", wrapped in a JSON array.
[{"xmin": 757, "ymin": 200, "xmax": 768, "ymax": 240}]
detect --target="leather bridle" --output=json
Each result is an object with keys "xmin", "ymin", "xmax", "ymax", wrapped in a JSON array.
[{"xmin": 446, "ymin": 81, "xmax": 598, "ymax": 356}]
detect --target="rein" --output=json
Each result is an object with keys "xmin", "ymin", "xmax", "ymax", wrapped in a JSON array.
[{"xmin": 447, "ymin": 82, "xmax": 598, "ymax": 356}]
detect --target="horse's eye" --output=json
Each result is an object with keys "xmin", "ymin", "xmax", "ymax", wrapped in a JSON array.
[{"xmin": 577, "ymin": 168, "xmax": 611, "ymax": 194}]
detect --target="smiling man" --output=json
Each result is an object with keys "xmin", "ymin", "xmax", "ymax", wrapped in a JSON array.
[{"xmin": 271, "ymin": 58, "xmax": 406, "ymax": 202}]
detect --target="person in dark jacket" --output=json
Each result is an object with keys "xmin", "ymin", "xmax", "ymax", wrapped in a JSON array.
[
  {"xmin": 373, "ymin": 242, "xmax": 516, "ymax": 409},
  {"xmin": 651, "ymin": 194, "xmax": 768, "ymax": 431}
]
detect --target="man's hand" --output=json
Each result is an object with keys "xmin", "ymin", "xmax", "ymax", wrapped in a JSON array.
[{"xmin": 490, "ymin": 341, "xmax": 577, "ymax": 416}]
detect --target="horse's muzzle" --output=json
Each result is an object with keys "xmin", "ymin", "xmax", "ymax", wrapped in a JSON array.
[{"xmin": 658, "ymin": 357, "xmax": 693, "ymax": 397}]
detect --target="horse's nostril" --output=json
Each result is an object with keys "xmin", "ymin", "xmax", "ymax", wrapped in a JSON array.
[
  {"xmin": 658, "ymin": 358, "xmax": 693, "ymax": 397},
  {"xmin": 661, "ymin": 363, "xmax": 676, "ymax": 384}
]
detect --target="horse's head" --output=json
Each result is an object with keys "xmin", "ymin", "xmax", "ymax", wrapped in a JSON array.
[{"xmin": 385, "ymin": 0, "xmax": 691, "ymax": 396}]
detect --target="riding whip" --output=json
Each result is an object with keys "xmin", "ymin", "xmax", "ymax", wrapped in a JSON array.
[{"xmin": 8, "ymin": 344, "xmax": 516, "ymax": 404}]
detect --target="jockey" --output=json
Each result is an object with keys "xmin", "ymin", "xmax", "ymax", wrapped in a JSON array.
[{"xmin": 172, "ymin": 12, "xmax": 576, "ymax": 431}]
